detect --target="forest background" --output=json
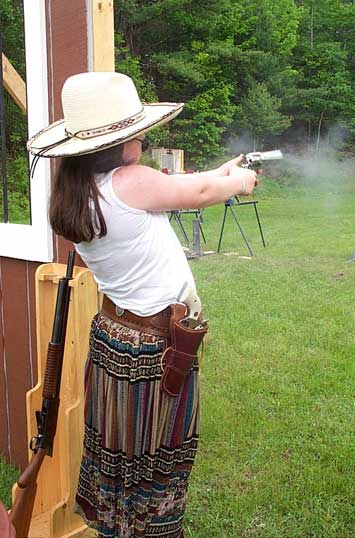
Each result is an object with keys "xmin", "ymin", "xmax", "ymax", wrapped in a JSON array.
[{"xmin": 0, "ymin": 0, "xmax": 354, "ymax": 220}]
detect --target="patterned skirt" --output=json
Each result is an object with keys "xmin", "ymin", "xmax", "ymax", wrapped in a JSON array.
[{"xmin": 74, "ymin": 311, "xmax": 200, "ymax": 538}]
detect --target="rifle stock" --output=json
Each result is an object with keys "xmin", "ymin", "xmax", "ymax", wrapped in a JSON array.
[
  {"xmin": 8, "ymin": 449, "xmax": 46, "ymax": 538},
  {"xmin": 9, "ymin": 251, "xmax": 75, "ymax": 537}
]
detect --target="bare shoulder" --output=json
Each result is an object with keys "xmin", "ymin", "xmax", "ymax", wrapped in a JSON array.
[
  {"xmin": 111, "ymin": 164, "xmax": 174, "ymax": 210},
  {"xmin": 111, "ymin": 165, "xmax": 203, "ymax": 211},
  {"xmin": 113, "ymin": 164, "xmax": 165, "ymax": 189}
]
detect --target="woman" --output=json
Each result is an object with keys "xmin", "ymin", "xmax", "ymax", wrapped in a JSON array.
[
  {"xmin": 27, "ymin": 72, "xmax": 259, "ymax": 538},
  {"xmin": 0, "ymin": 501, "xmax": 15, "ymax": 538}
]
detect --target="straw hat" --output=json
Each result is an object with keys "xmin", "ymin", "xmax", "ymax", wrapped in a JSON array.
[{"xmin": 27, "ymin": 72, "xmax": 184, "ymax": 158}]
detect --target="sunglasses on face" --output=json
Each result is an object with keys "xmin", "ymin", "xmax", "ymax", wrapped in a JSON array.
[{"xmin": 136, "ymin": 137, "xmax": 150, "ymax": 152}]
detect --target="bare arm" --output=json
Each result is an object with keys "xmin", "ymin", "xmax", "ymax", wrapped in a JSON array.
[
  {"xmin": 182, "ymin": 154, "xmax": 246, "ymax": 179},
  {"xmin": 112, "ymin": 161, "xmax": 258, "ymax": 212}
]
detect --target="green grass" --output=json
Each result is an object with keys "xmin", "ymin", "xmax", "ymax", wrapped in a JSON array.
[
  {"xmin": 0, "ymin": 457, "xmax": 19, "ymax": 508},
  {"xmin": 1, "ymin": 162, "xmax": 355, "ymax": 535},
  {"xmin": 180, "ymin": 163, "xmax": 355, "ymax": 537}
]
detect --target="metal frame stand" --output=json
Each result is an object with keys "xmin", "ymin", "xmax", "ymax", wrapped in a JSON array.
[
  {"xmin": 169, "ymin": 210, "xmax": 206, "ymax": 246},
  {"xmin": 169, "ymin": 211, "xmax": 190, "ymax": 244},
  {"xmin": 234, "ymin": 196, "xmax": 266, "ymax": 248},
  {"xmin": 217, "ymin": 197, "xmax": 266, "ymax": 256}
]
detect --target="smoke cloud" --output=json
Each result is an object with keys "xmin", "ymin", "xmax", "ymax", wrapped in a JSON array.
[{"xmin": 226, "ymin": 128, "xmax": 355, "ymax": 191}]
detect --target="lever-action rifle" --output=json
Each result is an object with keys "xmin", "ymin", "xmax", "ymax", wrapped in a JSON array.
[{"xmin": 9, "ymin": 251, "xmax": 75, "ymax": 538}]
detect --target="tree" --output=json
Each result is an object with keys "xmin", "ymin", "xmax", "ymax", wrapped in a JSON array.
[
  {"xmin": 235, "ymin": 83, "xmax": 291, "ymax": 149},
  {"xmin": 114, "ymin": 0, "xmax": 243, "ymax": 163},
  {"xmin": 113, "ymin": 0, "xmax": 354, "ymax": 162},
  {"xmin": 289, "ymin": 0, "xmax": 355, "ymax": 146},
  {"xmin": 172, "ymin": 85, "xmax": 236, "ymax": 167}
]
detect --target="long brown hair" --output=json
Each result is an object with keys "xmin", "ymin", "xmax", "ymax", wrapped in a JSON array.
[{"xmin": 49, "ymin": 144, "xmax": 125, "ymax": 243}]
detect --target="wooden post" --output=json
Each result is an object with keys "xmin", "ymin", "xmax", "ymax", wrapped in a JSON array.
[
  {"xmin": 1, "ymin": 53, "xmax": 26, "ymax": 112},
  {"xmin": 92, "ymin": 0, "xmax": 115, "ymax": 71}
]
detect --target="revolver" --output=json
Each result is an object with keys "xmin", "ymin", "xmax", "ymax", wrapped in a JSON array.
[{"xmin": 243, "ymin": 150, "xmax": 283, "ymax": 170}]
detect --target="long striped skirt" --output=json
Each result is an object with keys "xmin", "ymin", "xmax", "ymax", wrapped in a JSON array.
[{"xmin": 74, "ymin": 311, "xmax": 200, "ymax": 538}]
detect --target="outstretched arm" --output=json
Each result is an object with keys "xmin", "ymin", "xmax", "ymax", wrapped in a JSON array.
[
  {"xmin": 112, "ymin": 157, "xmax": 259, "ymax": 212},
  {"xmin": 184, "ymin": 154, "xmax": 246, "ymax": 178}
]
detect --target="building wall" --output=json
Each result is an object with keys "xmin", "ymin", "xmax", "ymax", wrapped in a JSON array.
[
  {"xmin": 0, "ymin": 0, "xmax": 88, "ymax": 469},
  {"xmin": 0, "ymin": 259, "xmax": 38, "ymax": 467}
]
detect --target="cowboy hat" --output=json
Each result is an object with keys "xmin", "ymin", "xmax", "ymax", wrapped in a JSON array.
[{"xmin": 27, "ymin": 72, "xmax": 184, "ymax": 158}]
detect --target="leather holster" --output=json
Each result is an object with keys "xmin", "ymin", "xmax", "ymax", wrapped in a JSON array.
[{"xmin": 161, "ymin": 304, "xmax": 208, "ymax": 397}]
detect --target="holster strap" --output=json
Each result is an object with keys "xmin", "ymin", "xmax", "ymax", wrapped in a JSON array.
[{"xmin": 161, "ymin": 348, "xmax": 197, "ymax": 397}]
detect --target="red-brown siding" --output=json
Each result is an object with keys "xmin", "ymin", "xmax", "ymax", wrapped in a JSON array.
[
  {"xmin": 0, "ymin": 0, "xmax": 88, "ymax": 469},
  {"xmin": 0, "ymin": 274, "xmax": 10, "ymax": 463},
  {"xmin": 46, "ymin": 0, "xmax": 88, "ymax": 266},
  {"xmin": 0, "ymin": 259, "xmax": 34, "ymax": 467}
]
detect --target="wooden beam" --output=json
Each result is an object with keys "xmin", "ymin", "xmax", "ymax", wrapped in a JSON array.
[
  {"xmin": 92, "ymin": 0, "xmax": 115, "ymax": 71},
  {"xmin": 2, "ymin": 53, "xmax": 27, "ymax": 113}
]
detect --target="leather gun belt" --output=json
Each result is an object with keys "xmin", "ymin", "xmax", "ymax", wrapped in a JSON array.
[{"xmin": 101, "ymin": 295, "xmax": 171, "ymax": 337}]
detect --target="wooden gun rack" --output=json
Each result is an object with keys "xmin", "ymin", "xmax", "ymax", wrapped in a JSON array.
[{"xmin": 15, "ymin": 263, "xmax": 100, "ymax": 538}]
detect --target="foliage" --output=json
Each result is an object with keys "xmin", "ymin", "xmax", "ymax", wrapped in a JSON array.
[
  {"xmin": 0, "ymin": 153, "xmax": 30, "ymax": 223},
  {"xmin": 172, "ymin": 86, "xmax": 236, "ymax": 167},
  {"xmin": 114, "ymin": 0, "xmax": 354, "ymax": 165},
  {"xmin": 1, "ymin": 0, "xmax": 354, "ymax": 220},
  {"xmin": 0, "ymin": 0, "xmax": 27, "ymax": 152},
  {"xmin": 1, "ymin": 0, "xmax": 29, "ymax": 223},
  {"xmin": 287, "ymin": 0, "xmax": 355, "ymax": 140},
  {"xmin": 5, "ymin": 152, "xmax": 29, "ymax": 196},
  {"xmin": 235, "ymin": 83, "xmax": 291, "ymax": 149},
  {"xmin": 0, "ymin": 457, "xmax": 19, "ymax": 508},
  {"xmin": 115, "ymin": 1, "xmax": 253, "ymax": 164},
  {"xmin": 0, "ymin": 0, "xmax": 26, "ymax": 78}
]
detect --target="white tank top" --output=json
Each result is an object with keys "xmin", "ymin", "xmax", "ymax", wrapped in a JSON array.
[{"xmin": 75, "ymin": 168, "xmax": 196, "ymax": 316}]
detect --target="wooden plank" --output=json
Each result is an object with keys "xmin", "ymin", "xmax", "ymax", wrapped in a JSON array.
[
  {"xmin": 28, "ymin": 511, "xmax": 96, "ymax": 538},
  {"xmin": 1, "ymin": 258, "xmax": 32, "ymax": 469},
  {"xmin": 2, "ymin": 53, "xmax": 26, "ymax": 112},
  {"xmin": 92, "ymin": 0, "xmax": 115, "ymax": 71}
]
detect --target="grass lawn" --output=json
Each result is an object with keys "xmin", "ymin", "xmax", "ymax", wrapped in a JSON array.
[
  {"xmin": 0, "ymin": 458, "xmax": 19, "ymax": 508},
  {"xmin": 1, "ymin": 158, "xmax": 355, "ymax": 536},
  {"xmin": 181, "ymin": 159, "xmax": 355, "ymax": 537}
]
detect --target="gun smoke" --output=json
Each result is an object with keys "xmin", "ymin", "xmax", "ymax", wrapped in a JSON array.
[{"xmin": 226, "ymin": 129, "xmax": 355, "ymax": 191}]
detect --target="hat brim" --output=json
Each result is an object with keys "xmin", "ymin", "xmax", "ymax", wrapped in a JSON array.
[{"xmin": 27, "ymin": 102, "xmax": 184, "ymax": 157}]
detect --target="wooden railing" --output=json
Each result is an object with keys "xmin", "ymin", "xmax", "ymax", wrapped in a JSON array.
[{"xmin": 2, "ymin": 52, "xmax": 27, "ymax": 113}]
